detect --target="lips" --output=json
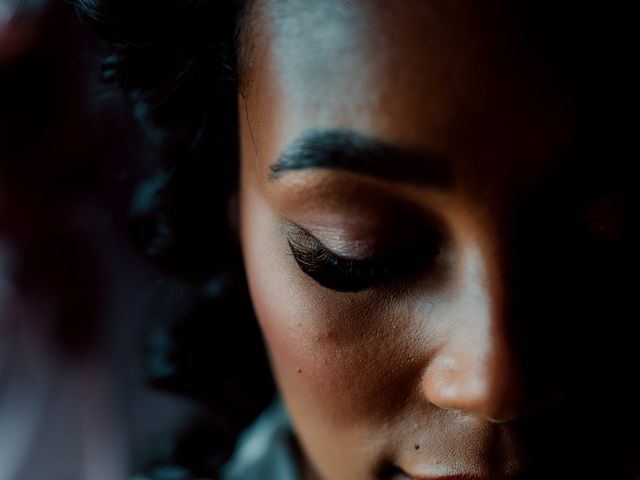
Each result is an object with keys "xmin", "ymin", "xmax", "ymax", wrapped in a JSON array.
[
  {"xmin": 403, "ymin": 476, "xmax": 490, "ymax": 480},
  {"xmin": 391, "ymin": 466, "xmax": 538, "ymax": 480},
  {"xmin": 401, "ymin": 474, "xmax": 490, "ymax": 480},
  {"xmin": 383, "ymin": 464, "xmax": 492, "ymax": 480}
]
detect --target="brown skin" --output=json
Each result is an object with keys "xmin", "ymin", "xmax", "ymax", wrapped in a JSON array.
[{"xmin": 238, "ymin": 1, "xmax": 639, "ymax": 479}]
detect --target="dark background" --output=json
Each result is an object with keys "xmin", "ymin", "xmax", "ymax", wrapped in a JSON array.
[{"xmin": 1, "ymin": 1, "xmax": 209, "ymax": 478}]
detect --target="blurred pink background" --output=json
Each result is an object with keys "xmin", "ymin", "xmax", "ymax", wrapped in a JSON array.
[{"xmin": 1, "ymin": 2, "xmax": 205, "ymax": 479}]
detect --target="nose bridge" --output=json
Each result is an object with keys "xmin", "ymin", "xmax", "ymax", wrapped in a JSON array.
[{"xmin": 422, "ymin": 235, "xmax": 526, "ymax": 423}]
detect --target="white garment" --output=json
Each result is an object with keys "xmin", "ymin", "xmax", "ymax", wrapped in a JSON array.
[{"xmin": 220, "ymin": 400, "xmax": 300, "ymax": 480}]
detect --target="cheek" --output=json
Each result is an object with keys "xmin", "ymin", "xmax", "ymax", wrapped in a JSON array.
[
  {"xmin": 239, "ymin": 181, "xmax": 424, "ymax": 429},
  {"xmin": 239, "ymin": 181, "xmax": 434, "ymax": 478}
]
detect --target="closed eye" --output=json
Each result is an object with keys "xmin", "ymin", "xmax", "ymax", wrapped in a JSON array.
[{"xmin": 286, "ymin": 224, "xmax": 439, "ymax": 293}]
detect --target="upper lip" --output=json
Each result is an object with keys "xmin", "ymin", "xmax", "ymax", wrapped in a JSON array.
[
  {"xmin": 405, "ymin": 476, "xmax": 490, "ymax": 480},
  {"xmin": 396, "ymin": 465, "xmax": 526, "ymax": 480},
  {"xmin": 401, "ymin": 472, "xmax": 530, "ymax": 480},
  {"xmin": 389, "ymin": 465, "xmax": 493, "ymax": 480}
]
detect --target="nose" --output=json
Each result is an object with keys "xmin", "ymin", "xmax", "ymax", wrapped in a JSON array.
[{"xmin": 421, "ymin": 244, "xmax": 533, "ymax": 423}]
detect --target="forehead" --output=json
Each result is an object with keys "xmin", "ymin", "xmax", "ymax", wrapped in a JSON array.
[{"xmin": 242, "ymin": 0, "xmax": 588, "ymax": 190}]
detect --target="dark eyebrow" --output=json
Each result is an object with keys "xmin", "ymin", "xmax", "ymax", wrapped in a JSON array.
[{"xmin": 269, "ymin": 129, "xmax": 452, "ymax": 188}]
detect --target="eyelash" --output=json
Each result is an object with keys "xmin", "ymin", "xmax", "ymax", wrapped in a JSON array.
[{"xmin": 287, "ymin": 225, "xmax": 434, "ymax": 292}]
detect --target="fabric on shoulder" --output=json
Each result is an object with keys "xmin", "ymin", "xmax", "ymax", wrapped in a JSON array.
[{"xmin": 220, "ymin": 399, "xmax": 300, "ymax": 480}]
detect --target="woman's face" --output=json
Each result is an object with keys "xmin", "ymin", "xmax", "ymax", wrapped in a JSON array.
[{"xmin": 238, "ymin": 1, "xmax": 639, "ymax": 479}]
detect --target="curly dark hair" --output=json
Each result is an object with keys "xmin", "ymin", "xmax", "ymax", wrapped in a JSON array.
[{"xmin": 75, "ymin": 0, "xmax": 273, "ymax": 477}]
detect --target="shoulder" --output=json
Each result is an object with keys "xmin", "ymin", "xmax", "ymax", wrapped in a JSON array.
[{"xmin": 220, "ymin": 399, "xmax": 300, "ymax": 480}]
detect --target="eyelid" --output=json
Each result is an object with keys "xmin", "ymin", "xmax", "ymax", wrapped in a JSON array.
[
  {"xmin": 284, "ymin": 217, "xmax": 445, "ymax": 293},
  {"xmin": 284, "ymin": 222, "xmax": 369, "ymax": 262},
  {"xmin": 285, "ymin": 224, "xmax": 385, "ymax": 293}
]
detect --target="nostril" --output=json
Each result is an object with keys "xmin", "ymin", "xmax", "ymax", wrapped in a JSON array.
[{"xmin": 421, "ymin": 351, "xmax": 528, "ymax": 423}]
